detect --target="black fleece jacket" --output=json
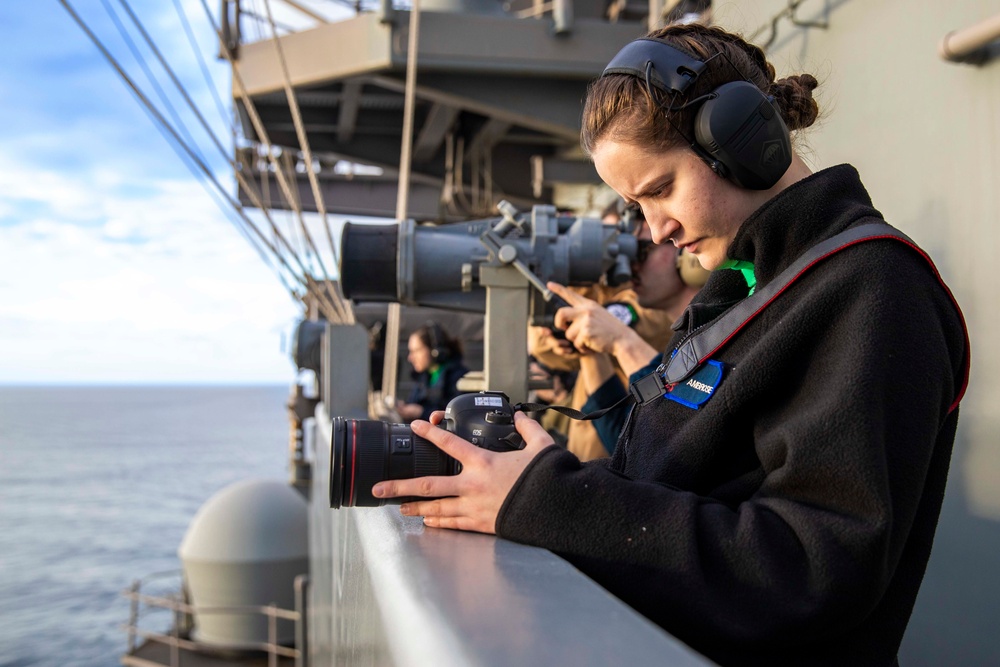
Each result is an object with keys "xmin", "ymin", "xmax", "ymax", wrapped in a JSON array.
[{"xmin": 495, "ymin": 166, "xmax": 969, "ymax": 667}]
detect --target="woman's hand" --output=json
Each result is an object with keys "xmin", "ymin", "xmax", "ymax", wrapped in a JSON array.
[{"xmin": 371, "ymin": 411, "xmax": 556, "ymax": 534}]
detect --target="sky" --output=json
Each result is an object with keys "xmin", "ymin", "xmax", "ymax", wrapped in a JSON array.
[{"xmin": 0, "ymin": 1, "xmax": 358, "ymax": 384}]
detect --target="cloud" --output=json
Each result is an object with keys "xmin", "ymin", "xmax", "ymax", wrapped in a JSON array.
[
  {"xmin": 0, "ymin": 154, "xmax": 303, "ymax": 383},
  {"xmin": 0, "ymin": 2, "xmax": 372, "ymax": 383}
]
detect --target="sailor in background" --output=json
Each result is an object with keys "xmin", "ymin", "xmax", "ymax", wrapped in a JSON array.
[
  {"xmin": 532, "ymin": 207, "xmax": 705, "ymax": 458},
  {"xmin": 375, "ymin": 23, "xmax": 969, "ymax": 667},
  {"xmin": 396, "ymin": 322, "xmax": 468, "ymax": 422}
]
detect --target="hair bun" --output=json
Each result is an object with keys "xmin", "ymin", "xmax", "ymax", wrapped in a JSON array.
[{"xmin": 770, "ymin": 74, "xmax": 820, "ymax": 131}]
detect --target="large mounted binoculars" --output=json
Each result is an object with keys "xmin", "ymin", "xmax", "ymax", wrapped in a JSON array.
[{"xmin": 339, "ymin": 202, "xmax": 639, "ymax": 322}]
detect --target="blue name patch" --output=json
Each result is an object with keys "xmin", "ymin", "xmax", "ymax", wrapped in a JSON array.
[{"xmin": 666, "ymin": 359, "xmax": 724, "ymax": 409}]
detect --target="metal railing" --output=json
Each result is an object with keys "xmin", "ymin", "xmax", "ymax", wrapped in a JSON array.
[
  {"xmin": 310, "ymin": 404, "xmax": 716, "ymax": 666},
  {"xmin": 121, "ymin": 570, "xmax": 308, "ymax": 667}
]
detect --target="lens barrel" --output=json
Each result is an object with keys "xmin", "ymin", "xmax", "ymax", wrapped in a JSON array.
[
  {"xmin": 339, "ymin": 223, "xmax": 398, "ymax": 302},
  {"xmin": 330, "ymin": 417, "xmax": 455, "ymax": 508}
]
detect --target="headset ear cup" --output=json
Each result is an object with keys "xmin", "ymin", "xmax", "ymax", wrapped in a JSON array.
[
  {"xmin": 426, "ymin": 322, "xmax": 448, "ymax": 362},
  {"xmin": 694, "ymin": 81, "xmax": 791, "ymax": 190},
  {"xmin": 677, "ymin": 249, "xmax": 711, "ymax": 288}
]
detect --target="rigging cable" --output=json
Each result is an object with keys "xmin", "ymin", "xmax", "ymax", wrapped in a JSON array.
[
  {"xmin": 381, "ymin": 0, "xmax": 423, "ymax": 405},
  {"xmin": 246, "ymin": 0, "xmax": 265, "ymax": 42},
  {"xmin": 109, "ymin": 0, "xmax": 319, "ymax": 289},
  {"xmin": 57, "ymin": 0, "xmax": 316, "ymax": 308},
  {"xmin": 202, "ymin": 0, "xmax": 318, "ymax": 274},
  {"xmin": 171, "ymin": 0, "xmax": 232, "ymax": 129},
  {"xmin": 114, "ymin": 0, "xmax": 301, "ymax": 238},
  {"xmin": 99, "ymin": 0, "xmax": 207, "ymax": 167},
  {"xmin": 263, "ymin": 0, "xmax": 353, "ymax": 324},
  {"xmin": 198, "ymin": 0, "xmax": 351, "ymax": 323},
  {"xmin": 237, "ymin": 8, "xmax": 299, "ymax": 35}
]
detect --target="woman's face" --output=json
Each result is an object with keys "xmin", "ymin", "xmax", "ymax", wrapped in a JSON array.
[
  {"xmin": 592, "ymin": 139, "xmax": 759, "ymax": 270},
  {"xmin": 407, "ymin": 333, "xmax": 433, "ymax": 373}
]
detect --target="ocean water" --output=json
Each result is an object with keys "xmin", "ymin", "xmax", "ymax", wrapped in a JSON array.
[{"xmin": 0, "ymin": 385, "xmax": 292, "ymax": 667}]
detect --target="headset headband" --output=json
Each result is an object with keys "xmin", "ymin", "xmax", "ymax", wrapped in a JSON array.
[
  {"xmin": 598, "ymin": 35, "xmax": 792, "ymax": 191},
  {"xmin": 603, "ymin": 38, "xmax": 707, "ymax": 96}
]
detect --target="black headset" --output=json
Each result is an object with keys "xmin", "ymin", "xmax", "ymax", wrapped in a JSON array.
[{"xmin": 602, "ymin": 37, "xmax": 791, "ymax": 190}]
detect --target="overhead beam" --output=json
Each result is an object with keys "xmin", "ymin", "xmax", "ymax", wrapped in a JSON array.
[
  {"xmin": 413, "ymin": 104, "xmax": 460, "ymax": 163},
  {"xmin": 261, "ymin": 123, "xmax": 555, "ymax": 204},
  {"xmin": 234, "ymin": 12, "xmax": 642, "ymax": 97},
  {"xmin": 239, "ymin": 174, "xmax": 445, "ymax": 219},
  {"xmin": 337, "ymin": 81, "xmax": 363, "ymax": 143},
  {"xmin": 465, "ymin": 118, "xmax": 513, "ymax": 161},
  {"xmin": 371, "ymin": 73, "xmax": 583, "ymax": 142},
  {"xmin": 530, "ymin": 155, "xmax": 602, "ymax": 198}
]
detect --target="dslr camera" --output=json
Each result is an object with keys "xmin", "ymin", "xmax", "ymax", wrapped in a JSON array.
[{"xmin": 329, "ymin": 391, "xmax": 524, "ymax": 508}]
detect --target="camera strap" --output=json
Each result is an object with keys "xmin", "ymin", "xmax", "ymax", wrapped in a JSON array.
[
  {"xmin": 632, "ymin": 223, "xmax": 942, "ymax": 406},
  {"xmin": 521, "ymin": 222, "xmax": 965, "ymax": 420},
  {"xmin": 514, "ymin": 393, "xmax": 635, "ymax": 422}
]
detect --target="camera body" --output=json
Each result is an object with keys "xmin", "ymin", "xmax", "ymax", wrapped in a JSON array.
[
  {"xmin": 442, "ymin": 391, "xmax": 521, "ymax": 453},
  {"xmin": 330, "ymin": 391, "xmax": 522, "ymax": 508}
]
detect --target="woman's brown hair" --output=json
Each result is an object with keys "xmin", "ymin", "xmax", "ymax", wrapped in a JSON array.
[{"xmin": 581, "ymin": 23, "xmax": 819, "ymax": 156}]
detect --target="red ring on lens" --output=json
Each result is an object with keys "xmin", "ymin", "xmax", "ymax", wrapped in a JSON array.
[{"xmin": 349, "ymin": 420, "xmax": 358, "ymax": 505}]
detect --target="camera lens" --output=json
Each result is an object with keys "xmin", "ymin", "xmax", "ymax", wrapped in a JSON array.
[{"xmin": 330, "ymin": 417, "xmax": 455, "ymax": 508}]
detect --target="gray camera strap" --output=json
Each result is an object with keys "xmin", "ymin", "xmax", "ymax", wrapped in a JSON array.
[
  {"xmin": 631, "ymin": 222, "xmax": 919, "ymax": 405},
  {"xmin": 521, "ymin": 223, "xmax": 922, "ymax": 420},
  {"xmin": 515, "ymin": 396, "xmax": 632, "ymax": 421}
]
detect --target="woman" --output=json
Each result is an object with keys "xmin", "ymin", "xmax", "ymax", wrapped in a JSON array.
[
  {"xmin": 395, "ymin": 323, "xmax": 468, "ymax": 422},
  {"xmin": 375, "ymin": 24, "xmax": 969, "ymax": 666}
]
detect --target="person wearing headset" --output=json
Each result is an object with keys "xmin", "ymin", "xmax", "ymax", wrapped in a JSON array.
[
  {"xmin": 395, "ymin": 322, "xmax": 469, "ymax": 422},
  {"xmin": 529, "ymin": 207, "xmax": 704, "ymax": 460},
  {"xmin": 374, "ymin": 23, "xmax": 969, "ymax": 667},
  {"xmin": 542, "ymin": 212, "xmax": 706, "ymax": 455}
]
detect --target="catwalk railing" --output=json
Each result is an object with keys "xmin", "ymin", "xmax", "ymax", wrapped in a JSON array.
[{"xmin": 121, "ymin": 570, "xmax": 305, "ymax": 667}]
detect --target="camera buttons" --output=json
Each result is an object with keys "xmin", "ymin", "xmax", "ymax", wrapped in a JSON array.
[
  {"xmin": 485, "ymin": 411, "xmax": 513, "ymax": 425},
  {"xmin": 392, "ymin": 435, "xmax": 413, "ymax": 454}
]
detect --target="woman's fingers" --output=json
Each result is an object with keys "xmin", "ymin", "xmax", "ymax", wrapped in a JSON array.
[
  {"xmin": 403, "ymin": 497, "xmax": 491, "ymax": 532},
  {"xmin": 549, "ymin": 338, "xmax": 578, "ymax": 357},
  {"xmin": 412, "ymin": 419, "xmax": 483, "ymax": 460},
  {"xmin": 372, "ymin": 420, "xmax": 481, "ymax": 500},
  {"xmin": 514, "ymin": 410, "xmax": 557, "ymax": 450},
  {"xmin": 373, "ymin": 473, "xmax": 460, "ymax": 501},
  {"xmin": 370, "ymin": 414, "xmax": 555, "ymax": 535}
]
